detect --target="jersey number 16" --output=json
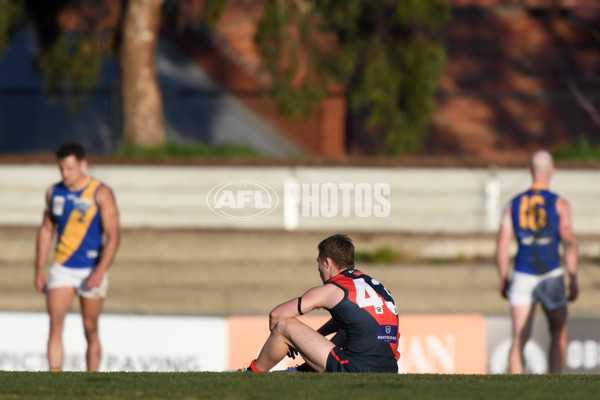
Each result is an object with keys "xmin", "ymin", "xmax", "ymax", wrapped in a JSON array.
[{"xmin": 519, "ymin": 194, "xmax": 547, "ymax": 231}]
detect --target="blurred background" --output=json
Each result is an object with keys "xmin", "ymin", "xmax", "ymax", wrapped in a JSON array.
[
  {"xmin": 0, "ymin": 0, "xmax": 599, "ymax": 374},
  {"xmin": 0, "ymin": 0, "xmax": 599, "ymax": 160}
]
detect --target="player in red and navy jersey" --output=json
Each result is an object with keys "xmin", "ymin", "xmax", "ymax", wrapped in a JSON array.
[
  {"xmin": 34, "ymin": 143, "xmax": 120, "ymax": 371},
  {"xmin": 496, "ymin": 150, "xmax": 578, "ymax": 374},
  {"xmin": 243, "ymin": 234, "xmax": 400, "ymax": 373}
]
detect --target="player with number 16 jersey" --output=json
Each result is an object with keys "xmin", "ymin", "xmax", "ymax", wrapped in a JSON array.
[
  {"xmin": 510, "ymin": 183, "xmax": 560, "ymax": 275},
  {"xmin": 496, "ymin": 150, "xmax": 579, "ymax": 374}
]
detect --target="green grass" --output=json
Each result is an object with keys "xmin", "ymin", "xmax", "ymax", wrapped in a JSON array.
[
  {"xmin": 355, "ymin": 246, "xmax": 493, "ymax": 266},
  {"xmin": 116, "ymin": 141, "xmax": 269, "ymax": 159},
  {"xmin": 0, "ymin": 372, "xmax": 599, "ymax": 400},
  {"xmin": 355, "ymin": 246, "xmax": 400, "ymax": 264}
]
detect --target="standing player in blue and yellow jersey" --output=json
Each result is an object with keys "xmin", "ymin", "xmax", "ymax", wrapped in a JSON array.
[
  {"xmin": 242, "ymin": 234, "xmax": 400, "ymax": 373},
  {"xmin": 496, "ymin": 150, "xmax": 578, "ymax": 374},
  {"xmin": 34, "ymin": 143, "xmax": 120, "ymax": 371}
]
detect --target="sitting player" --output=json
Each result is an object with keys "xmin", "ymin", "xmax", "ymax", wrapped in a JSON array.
[{"xmin": 243, "ymin": 234, "xmax": 400, "ymax": 373}]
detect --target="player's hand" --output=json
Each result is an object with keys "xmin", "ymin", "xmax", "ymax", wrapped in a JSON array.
[
  {"xmin": 500, "ymin": 278, "xmax": 509, "ymax": 299},
  {"xmin": 85, "ymin": 271, "xmax": 104, "ymax": 290},
  {"xmin": 286, "ymin": 346, "xmax": 299, "ymax": 359},
  {"xmin": 568, "ymin": 278, "xmax": 579, "ymax": 302},
  {"xmin": 34, "ymin": 273, "xmax": 46, "ymax": 293}
]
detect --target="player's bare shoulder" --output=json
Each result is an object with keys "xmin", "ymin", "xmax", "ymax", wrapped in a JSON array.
[
  {"xmin": 302, "ymin": 283, "xmax": 344, "ymax": 311},
  {"xmin": 44, "ymin": 184, "xmax": 55, "ymax": 204},
  {"xmin": 95, "ymin": 183, "xmax": 119, "ymax": 230},
  {"xmin": 321, "ymin": 280, "xmax": 346, "ymax": 307},
  {"xmin": 556, "ymin": 196, "xmax": 571, "ymax": 216},
  {"xmin": 96, "ymin": 183, "xmax": 117, "ymax": 207}
]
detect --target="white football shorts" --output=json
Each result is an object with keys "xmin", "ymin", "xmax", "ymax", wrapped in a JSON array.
[
  {"xmin": 46, "ymin": 262, "xmax": 108, "ymax": 299},
  {"xmin": 507, "ymin": 268, "xmax": 566, "ymax": 311}
]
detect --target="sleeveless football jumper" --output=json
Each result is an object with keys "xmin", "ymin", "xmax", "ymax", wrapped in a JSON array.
[
  {"xmin": 510, "ymin": 183, "xmax": 561, "ymax": 275},
  {"xmin": 50, "ymin": 178, "xmax": 104, "ymax": 268},
  {"xmin": 326, "ymin": 269, "xmax": 400, "ymax": 372}
]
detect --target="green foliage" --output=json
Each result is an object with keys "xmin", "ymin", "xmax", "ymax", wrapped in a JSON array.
[
  {"xmin": 552, "ymin": 136, "xmax": 600, "ymax": 161},
  {"xmin": 275, "ymin": 82, "xmax": 328, "ymax": 119},
  {"xmin": 0, "ymin": 0, "xmax": 24, "ymax": 59},
  {"xmin": 38, "ymin": 33, "xmax": 104, "ymax": 109},
  {"xmin": 201, "ymin": 0, "xmax": 227, "ymax": 30},
  {"xmin": 255, "ymin": 0, "xmax": 311, "ymax": 119},
  {"xmin": 0, "ymin": 371, "xmax": 599, "ymax": 400},
  {"xmin": 253, "ymin": 0, "xmax": 450, "ymax": 154},
  {"xmin": 116, "ymin": 141, "xmax": 267, "ymax": 159},
  {"xmin": 0, "ymin": 1, "xmax": 105, "ymax": 109},
  {"xmin": 395, "ymin": 0, "xmax": 451, "ymax": 29},
  {"xmin": 17, "ymin": 1, "xmax": 117, "ymax": 110}
]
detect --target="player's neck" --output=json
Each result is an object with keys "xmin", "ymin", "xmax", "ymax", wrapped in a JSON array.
[
  {"xmin": 66, "ymin": 175, "xmax": 91, "ymax": 191},
  {"xmin": 531, "ymin": 181, "xmax": 549, "ymax": 190}
]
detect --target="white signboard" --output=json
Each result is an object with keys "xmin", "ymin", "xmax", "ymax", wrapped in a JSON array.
[{"xmin": 0, "ymin": 312, "xmax": 227, "ymax": 372}]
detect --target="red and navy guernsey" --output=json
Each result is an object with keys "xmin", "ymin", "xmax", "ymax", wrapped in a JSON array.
[{"xmin": 327, "ymin": 268, "xmax": 400, "ymax": 372}]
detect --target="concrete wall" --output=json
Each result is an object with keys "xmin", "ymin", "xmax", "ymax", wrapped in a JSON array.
[{"xmin": 0, "ymin": 164, "xmax": 598, "ymax": 233}]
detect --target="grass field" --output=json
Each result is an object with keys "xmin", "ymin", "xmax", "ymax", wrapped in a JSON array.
[{"xmin": 1, "ymin": 372, "xmax": 599, "ymax": 400}]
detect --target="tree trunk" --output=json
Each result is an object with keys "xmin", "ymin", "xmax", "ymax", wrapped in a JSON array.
[{"xmin": 120, "ymin": 0, "xmax": 166, "ymax": 147}]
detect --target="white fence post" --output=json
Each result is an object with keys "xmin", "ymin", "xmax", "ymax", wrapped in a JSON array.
[
  {"xmin": 283, "ymin": 171, "xmax": 299, "ymax": 231},
  {"xmin": 484, "ymin": 172, "xmax": 501, "ymax": 232}
]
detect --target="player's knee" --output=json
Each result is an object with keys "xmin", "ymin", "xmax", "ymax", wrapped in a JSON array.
[
  {"xmin": 82, "ymin": 319, "xmax": 99, "ymax": 337},
  {"xmin": 272, "ymin": 317, "xmax": 299, "ymax": 337},
  {"xmin": 49, "ymin": 314, "xmax": 66, "ymax": 330}
]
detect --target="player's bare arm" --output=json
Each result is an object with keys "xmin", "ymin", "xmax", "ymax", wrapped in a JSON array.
[
  {"xmin": 269, "ymin": 284, "xmax": 343, "ymax": 331},
  {"xmin": 496, "ymin": 206, "xmax": 513, "ymax": 298},
  {"xmin": 85, "ymin": 185, "xmax": 120, "ymax": 290},
  {"xmin": 34, "ymin": 187, "xmax": 55, "ymax": 293},
  {"xmin": 557, "ymin": 197, "xmax": 579, "ymax": 301}
]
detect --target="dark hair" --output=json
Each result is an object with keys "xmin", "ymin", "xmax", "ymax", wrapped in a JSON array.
[
  {"xmin": 318, "ymin": 234, "xmax": 354, "ymax": 269},
  {"xmin": 56, "ymin": 142, "xmax": 85, "ymax": 161}
]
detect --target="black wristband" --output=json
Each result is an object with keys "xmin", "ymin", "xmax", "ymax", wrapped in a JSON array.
[{"xmin": 297, "ymin": 296, "xmax": 304, "ymax": 315}]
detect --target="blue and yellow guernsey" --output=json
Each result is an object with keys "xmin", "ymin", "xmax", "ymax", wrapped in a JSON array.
[
  {"xmin": 510, "ymin": 183, "xmax": 561, "ymax": 275},
  {"xmin": 50, "ymin": 177, "xmax": 104, "ymax": 268}
]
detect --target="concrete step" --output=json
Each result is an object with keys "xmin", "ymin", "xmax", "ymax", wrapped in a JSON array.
[{"xmin": 2, "ymin": 226, "xmax": 599, "ymax": 316}]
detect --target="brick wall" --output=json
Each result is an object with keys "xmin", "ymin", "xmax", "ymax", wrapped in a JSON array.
[
  {"xmin": 165, "ymin": 1, "xmax": 600, "ymax": 160},
  {"xmin": 429, "ymin": 2, "xmax": 600, "ymax": 160}
]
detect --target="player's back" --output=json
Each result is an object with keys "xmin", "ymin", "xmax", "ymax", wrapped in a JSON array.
[
  {"xmin": 510, "ymin": 183, "xmax": 561, "ymax": 275},
  {"xmin": 327, "ymin": 269, "xmax": 400, "ymax": 372}
]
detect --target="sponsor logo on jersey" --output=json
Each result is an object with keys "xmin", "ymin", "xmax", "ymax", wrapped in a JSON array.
[
  {"xmin": 52, "ymin": 196, "xmax": 65, "ymax": 216},
  {"xmin": 73, "ymin": 197, "xmax": 91, "ymax": 211},
  {"xmin": 376, "ymin": 325, "xmax": 398, "ymax": 343},
  {"xmin": 87, "ymin": 250, "xmax": 99, "ymax": 259}
]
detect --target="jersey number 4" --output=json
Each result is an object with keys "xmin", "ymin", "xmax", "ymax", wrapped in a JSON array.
[
  {"xmin": 353, "ymin": 278, "xmax": 398, "ymax": 315},
  {"xmin": 518, "ymin": 194, "xmax": 547, "ymax": 231}
]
